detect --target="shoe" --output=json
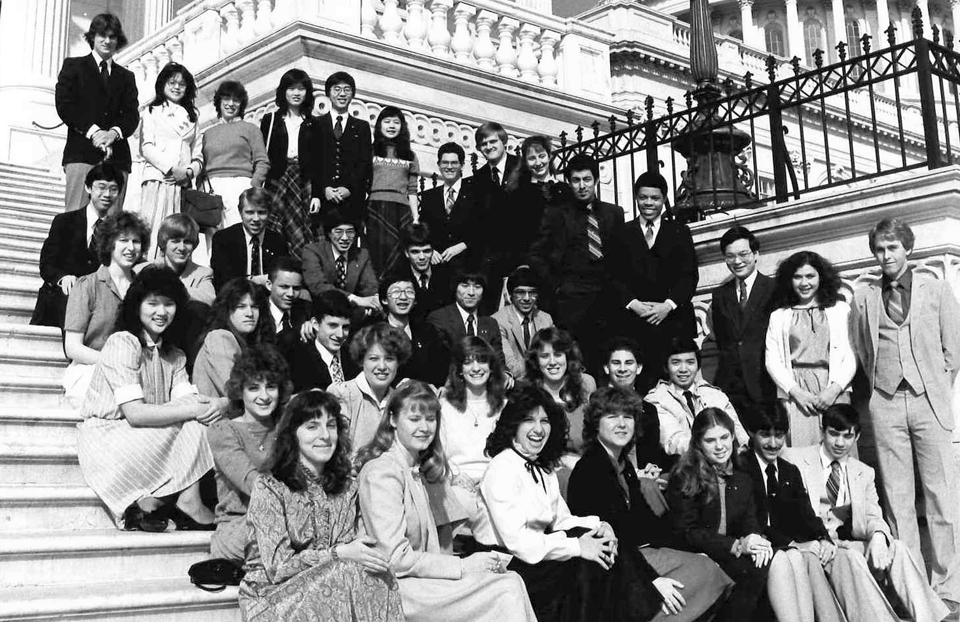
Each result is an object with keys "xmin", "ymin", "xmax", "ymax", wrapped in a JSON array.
[
  {"xmin": 122, "ymin": 503, "xmax": 143, "ymax": 531},
  {"xmin": 122, "ymin": 503, "xmax": 170, "ymax": 532},
  {"xmin": 170, "ymin": 507, "xmax": 215, "ymax": 531},
  {"xmin": 943, "ymin": 599, "xmax": 959, "ymax": 622}
]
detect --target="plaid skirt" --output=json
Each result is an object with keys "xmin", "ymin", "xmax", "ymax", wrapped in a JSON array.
[
  {"xmin": 366, "ymin": 199, "xmax": 412, "ymax": 280},
  {"xmin": 265, "ymin": 161, "xmax": 315, "ymax": 259}
]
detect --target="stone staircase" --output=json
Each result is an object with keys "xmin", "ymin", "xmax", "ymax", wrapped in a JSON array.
[{"xmin": 0, "ymin": 163, "xmax": 240, "ymax": 621}]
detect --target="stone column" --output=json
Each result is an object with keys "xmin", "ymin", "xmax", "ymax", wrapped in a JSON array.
[
  {"xmin": 877, "ymin": 0, "xmax": 892, "ymax": 38},
  {"xmin": 739, "ymin": 0, "xmax": 759, "ymax": 47},
  {"xmin": 831, "ymin": 0, "xmax": 846, "ymax": 58},
  {"xmin": 144, "ymin": 0, "xmax": 174, "ymax": 38},
  {"xmin": 785, "ymin": 0, "xmax": 805, "ymax": 60}
]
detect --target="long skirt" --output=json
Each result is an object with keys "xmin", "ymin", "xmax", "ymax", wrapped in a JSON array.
[
  {"xmin": 265, "ymin": 162, "xmax": 314, "ymax": 259},
  {"xmin": 76, "ymin": 416, "xmax": 214, "ymax": 525},
  {"xmin": 783, "ymin": 366, "xmax": 852, "ymax": 447},
  {"xmin": 367, "ymin": 199, "xmax": 412, "ymax": 279},
  {"xmin": 62, "ymin": 361, "xmax": 95, "ymax": 409},
  {"xmin": 397, "ymin": 570, "xmax": 536, "ymax": 622},
  {"xmin": 140, "ymin": 180, "xmax": 182, "ymax": 261}
]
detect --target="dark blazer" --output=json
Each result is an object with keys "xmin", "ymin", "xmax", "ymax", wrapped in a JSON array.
[
  {"xmin": 740, "ymin": 452, "xmax": 829, "ymax": 548},
  {"xmin": 210, "ymin": 224, "xmax": 288, "ymax": 292},
  {"xmin": 313, "ymin": 112, "xmax": 372, "ymax": 218},
  {"xmin": 301, "ymin": 240, "xmax": 377, "ymax": 300},
  {"xmin": 31, "ymin": 209, "xmax": 102, "ymax": 327},
  {"xmin": 274, "ymin": 298, "xmax": 313, "ymax": 353},
  {"xmin": 493, "ymin": 179, "xmax": 565, "ymax": 277},
  {"xmin": 396, "ymin": 317, "xmax": 447, "ymax": 387},
  {"xmin": 635, "ymin": 401, "xmax": 672, "ymax": 471},
  {"xmin": 284, "ymin": 339, "xmax": 358, "ymax": 393},
  {"xmin": 426, "ymin": 304, "xmax": 505, "ymax": 369},
  {"xmin": 472, "ymin": 155, "xmax": 520, "ymax": 274},
  {"xmin": 392, "ymin": 263, "xmax": 452, "ymax": 322},
  {"xmin": 419, "ymin": 178, "xmax": 481, "ymax": 270},
  {"xmin": 710, "ymin": 273, "xmax": 777, "ymax": 407},
  {"xmin": 55, "ymin": 54, "xmax": 139, "ymax": 170},
  {"xmin": 259, "ymin": 111, "xmax": 317, "ymax": 183},
  {"xmin": 665, "ymin": 468, "xmax": 762, "ymax": 563}
]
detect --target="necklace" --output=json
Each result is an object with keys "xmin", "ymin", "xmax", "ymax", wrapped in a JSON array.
[{"xmin": 245, "ymin": 423, "xmax": 275, "ymax": 452}]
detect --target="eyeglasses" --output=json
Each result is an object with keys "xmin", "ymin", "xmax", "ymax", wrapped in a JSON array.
[
  {"xmin": 91, "ymin": 183, "xmax": 120, "ymax": 194},
  {"xmin": 330, "ymin": 86, "xmax": 353, "ymax": 95},
  {"xmin": 724, "ymin": 251, "xmax": 754, "ymax": 262},
  {"xmin": 512, "ymin": 289, "xmax": 539, "ymax": 299},
  {"xmin": 388, "ymin": 288, "xmax": 415, "ymax": 298},
  {"xmin": 330, "ymin": 229, "xmax": 357, "ymax": 239}
]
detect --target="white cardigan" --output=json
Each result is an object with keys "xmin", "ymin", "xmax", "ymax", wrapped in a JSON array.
[{"xmin": 764, "ymin": 301, "xmax": 856, "ymax": 398}]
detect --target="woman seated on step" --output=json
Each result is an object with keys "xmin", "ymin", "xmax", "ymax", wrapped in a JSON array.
[
  {"xmin": 208, "ymin": 345, "xmax": 290, "ymax": 562},
  {"xmin": 193, "ymin": 278, "xmax": 275, "ymax": 398},
  {"xmin": 240, "ymin": 390, "xmax": 404, "ymax": 622},
  {"xmin": 76, "ymin": 265, "xmax": 227, "ymax": 531},
  {"xmin": 63, "ymin": 211, "xmax": 149, "ymax": 408}
]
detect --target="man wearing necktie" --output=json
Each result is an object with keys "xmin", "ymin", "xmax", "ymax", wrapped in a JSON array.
[
  {"xmin": 492, "ymin": 267, "xmax": 554, "ymax": 380},
  {"xmin": 848, "ymin": 218, "xmax": 960, "ymax": 615},
  {"xmin": 609, "ymin": 171, "xmax": 698, "ymax": 390},
  {"xmin": 211, "ymin": 188, "xmax": 288, "ymax": 292},
  {"xmin": 418, "ymin": 143, "xmax": 480, "ymax": 275},
  {"xmin": 785, "ymin": 404, "xmax": 950, "ymax": 622},
  {"xmin": 300, "ymin": 208, "xmax": 379, "ymax": 311},
  {"xmin": 284, "ymin": 290, "xmax": 357, "ymax": 392},
  {"xmin": 426, "ymin": 270, "xmax": 506, "ymax": 374}
]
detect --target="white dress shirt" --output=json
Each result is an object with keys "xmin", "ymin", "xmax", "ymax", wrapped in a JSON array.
[
  {"xmin": 242, "ymin": 227, "xmax": 265, "ymax": 275},
  {"xmin": 819, "ymin": 446, "xmax": 849, "ymax": 507},
  {"xmin": 456, "ymin": 303, "xmax": 478, "ymax": 334}
]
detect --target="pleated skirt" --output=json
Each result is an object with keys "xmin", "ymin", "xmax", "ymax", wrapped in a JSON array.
[
  {"xmin": 366, "ymin": 199, "xmax": 412, "ymax": 279},
  {"xmin": 265, "ymin": 162, "xmax": 314, "ymax": 259}
]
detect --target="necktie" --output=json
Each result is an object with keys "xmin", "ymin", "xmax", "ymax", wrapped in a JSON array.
[
  {"xmin": 738, "ymin": 279, "xmax": 748, "ymax": 309},
  {"xmin": 644, "ymin": 220, "xmax": 655, "ymax": 247},
  {"xmin": 335, "ymin": 255, "xmax": 346, "ymax": 290},
  {"xmin": 280, "ymin": 311, "xmax": 291, "ymax": 333},
  {"xmin": 765, "ymin": 462, "xmax": 778, "ymax": 499},
  {"xmin": 466, "ymin": 314, "xmax": 476, "ymax": 337},
  {"xmin": 683, "ymin": 390, "xmax": 698, "ymax": 417},
  {"xmin": 334, "ymin": 115, "xmax": 343, "ymax": 140},
  {"xmin": 99, "ymin": 60, "xmax": 109, "ymax": 87},
  {"xmin": 445, "ymin": 187, "xmax": 456, "ymax": 215},
  {"xmin": 419, "ymin": 274, "xmax": 428, "ymax": 291},
  {"xmin": 826, "ymin": 460, "xmax": 842, "ymax": 506},
  {"xmin": 587, "ymin": 210, "xmax": 603, "ymax": 260},
  {"xmin": 329, "ymin": 353, "xmax": 345, "ymax": 384},
  {"xmin": 89, "ymin": 217, "xmax": 104, "ymax": 255},
  {"xmin": 490, "ymin": 165, "xmax": 500, "ymax": 187},
  {"xmin": 618, "ymin": 458, "xmax": 637, "ymax": 506},
  {"xmin": 521, "ymin": 315, "xmax": 531, "ymax": 349},
  {"xmin": 887, "ymin": 280, "xmax": 905, "ymax": 325},
  {"xmin": 250, "ymin": 236, "xmax": 262, "ymax": 277}
]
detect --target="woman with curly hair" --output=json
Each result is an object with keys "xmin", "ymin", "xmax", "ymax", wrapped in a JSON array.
[
  {"xmin": 665, "ymin": 408, "xmax": 772, "ymax": 621},
  {"xmin": 438, "ymin": 336, "xmax": 507, "ymax": 535},
  {"xmin": 193, "ymin": 279, "xmax": 275, "ymax": 398},
  {"xmin": 77, "ymin": 266, "xmax": 223, "ymax": 532},
  {"xmin": 567, "ymin": 387, "xmax": 732, "ymax": 622},
  {"xmin": 524, "ymin": 326, "xmax": 597, "ymax": 455},
  {"xmin": 208, "ymin": 345, "xmax": 291, "ymax": 561},
  {"xmin": 356, "ymin": 381, "xmax": 536, "ymax": 622},
  {"xmin": 327, "ymin": 322, "xmax": 410, "ymax": 452},
  {"xmin": 765, "ymin": 250, "xmax": 856, "ymax": 446},
  {"xmin": 63, "ymin": 211, "xmax": 149, "ymax": 407},
  {"xmin": 239, "ymin": 391, "xmax": 403, "ymax": 622},
  {"xmin": 474, "ymin": 383, "xmax": 617, "ymax": 622}
]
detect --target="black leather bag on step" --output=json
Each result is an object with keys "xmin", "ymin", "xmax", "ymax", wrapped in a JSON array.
[
  {"xmin": 188, "ymin": 558, "xmax": 245, "ymax": 592},
  {"xmin": 181, "ymin": 176, "xmax": 224, "ymax": 228}
]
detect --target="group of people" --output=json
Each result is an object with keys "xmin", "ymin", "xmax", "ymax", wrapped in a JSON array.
[{"xmin": 29, "ymin": 11, "xmax": 959, "ymax": 622}]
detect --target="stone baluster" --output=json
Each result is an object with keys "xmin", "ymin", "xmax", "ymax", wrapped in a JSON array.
[
  {"xmin": 360, "ymin": 0, "xmax": 378, "ymax": 38},
  {"xmin": 255, "ymin": 0, "xmax": 274, "ymax": 36},
  {"xmin": 142, "ymin": 50, "xmax": 160, "ymax": 91},
  {"xmin": 221, "ymin": 3, "xmax": 241, "ymax": 54},
  {"xmin": 154, "ymin": 43, "xmax": 171, "ymax": 71},
  {"xmin": 474, "ymin": 10, "xmax": 498, "ymax": 70},
  {"xmin": 166, "ymin": 36, "xmax": 183, "ymax": 64},
  {"xmin": 272, "ymin": 0, "xmax": 295, "ymax": 26},
  {"xmin": 495, "ymin": 17, "xmax": 519, "ymax": 77},
  {"xmin": 128, "ymin": 58, "xmax": 145, "ymax": 99},
  {"xmin": 517, "ymin": 23, "xmax": 540, "ymax": 83},
  {"xmin": 404, "ymin": 0, "xmax": 428, "ymax": 50},
  {"xmin": 538, "ymin": 30, "xmax": 560, "ymax": 86},
  {"xmin": 381, "ymin": 0, "xmax": 405, "ymax": 44},
  {"xmin": 428, "ymin": 0, "xmax": 453, "ymax": 57},
  {"xmin": 237, "ymin": 0, "xmax": 257, "ymax": 46},
  {"xmin": 451, "ymin": 3, "xmax": 476, "ymax": 63}
]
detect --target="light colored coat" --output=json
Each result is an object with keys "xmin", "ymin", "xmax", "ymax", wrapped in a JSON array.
[
  {"xmin": 491, "ymin": 305, "xmax": 553, "ymax": 379},
  {"xmin": 139, "ymin": 102, "xmax": 201, "ymax": 183}
]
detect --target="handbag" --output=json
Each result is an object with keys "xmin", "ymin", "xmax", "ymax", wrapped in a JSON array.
[
  {"xmin": 181, "ymin": 175, "xmax": 224, "ymax": 228},
  {"xmin": 188, "ymin": 558, "xmax": 245, "ymax": 592}
]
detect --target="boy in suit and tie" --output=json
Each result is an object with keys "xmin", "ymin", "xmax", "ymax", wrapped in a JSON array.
[
  {"xmin": 284, "ymin": 290, "xmax": 356, "ymax": 392},
  {"xmin": 379, "ymin": 273, "xmax": 445, "ymax": 386},
  {"xmin": 491, "ymin": 267, "xmax": 553, "ymax": 380},
  {"xmin": 211, "ymin": 187, "xmax": 287, "ymax": 292},
  {"xmin": 848, "ymin": 218, "xmax": 960, "ymax": 616},
  {"xmin": 32, "ymin": 164, "xmax": 122, "ymax": 327},
  {"xmin": 427, "ymin": 270, "xmax": 505, "ymax": 373},
  {"xmin": 419, "ymin": 142, "xmax": 479, "ymax": 273},
  {"xmin": 786, "ymin": 404, "xmax": 949, "ymax": 622},
  {"xmin": 55, "ymin": 13, "xmax": 139, "ymax": 212},
  {"xmin": 266, "ymin": 257, "xmax": 315, "ymax": 351},
  {"xmin": 396, "ymin": 223, "xmax": 451, "ymax": 320},
  {"xmin": 301, "ymin": 208, "xmax": 379, "ymax": 310}
]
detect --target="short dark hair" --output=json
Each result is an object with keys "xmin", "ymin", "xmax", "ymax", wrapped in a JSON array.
[
  {"xmin": 325, "ymin": 71, "xmax": 356, "ymax": 96},
  {"xmin": 84, "ymin": 163, "xmax": 125, "ymax": 190},
  {"xmin": 225, "ymin": 345, "xmax": 292, "ymax": 418},
  {"xmin": 116, "ymin": 265, "xmax": 188, "ymax": 350},
  {"xmin": 474, "ymin": 122, "xmax": 508, "ymax": 148},
  {"xmin": 275, "ymin": 69, "xmax": 315, "ymax": 115},
  {"xmin": 378, "ymin": 272, "xmax": 415, "ymax": 304},
  {"xmin": 868, "ymin": 218, "xmax": 915, "ymax": 253},
  {"xmin": 98, "ymin": 212, "xmax": 150, "ymax": 266},
  {"xmin": 663, "ymin": 337, "xmax": 701, "ymax": 370},
  {"xmin": 453, "ymin": 269, "xmax": 487, "ymax": 290},
  {"xmin": 85, "ymin": 13, "xmax": 128, "ymax": 50},
  {"xmin": 213, "ymin": 80, "xmax": 249, "ymax": 118},
  {"xmin": 485, "ymin": 382, "xmax": 568, "ymax": 472},
  {"xmin": 312, "ymin": 290, "xmax": 352, "ymax": 323},
  {"xmin": 821, "ymin": 403, "xmax": 861, "ymax": 433},
  {"xmin": 157, "ymin": 214, "xmax": 200, "ymax": 251},
  {"xmin": 437, "ymin": 142, "xmax": 466, "ymax": 164},
  {"xmin": 206, "ymin": 279, "xmax": 275, "ymax": 347},
  {"xmin": 401, "ymin": 222, "xmax": 432, "ymax": 249},
  {"xmin": 239, "ymin": 187, "xmax": 274, "ymax": 214},
  {"xmin": 582, "ymin": 386, "xmax": 645, "ymax": 450},
  {"xmin": 633, "ymin": 170, "xmax": 668, "ymax": 196},
  {"xmin": 268, "ymin": 256, "xmax": 303, "ymax": 281},
  {"xmin": 774, "ymin": 250, "xmax": 843, "ymax": 308},
  {"xmin": 506, "ymin": 266, "xmax": 540, "ymax": 293},
  {"xmin": 347, "ymin": 322, "xmax": 412, "ymax": 367},
  {"xmin": 742, "ymin": 400, "xmax": 790, "ymax": 435},
  {"xmin": 564, "ymin": 154, "xmax": 599, "ymax": 180},
  {"xmin": 321, "ymin": 208, "xmax": 356, "ymax": 235},
  {"xmin": 719, "ymin": 225, "xmax": 760, "ymax": 254},
  {"xmin": 603, "ymin": 336, "xmax": 642, "ymax": 363}
]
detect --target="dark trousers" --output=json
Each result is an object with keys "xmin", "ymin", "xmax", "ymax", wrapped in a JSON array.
[
  {"xmin": 713, "ymin": 554, "xmax": 771, "ymax": 622},
  {"xmin": 554, "ymin": 285, "xmax": 610, "ymax": 376}
]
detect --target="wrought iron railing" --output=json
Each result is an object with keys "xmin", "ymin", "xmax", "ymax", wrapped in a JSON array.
[{"xmin": 552, "ymin": 10, "xmax": 960, "ymax": 222}]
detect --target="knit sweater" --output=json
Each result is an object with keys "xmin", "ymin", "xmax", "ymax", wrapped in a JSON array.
[
  {"xmin": 200, "ymin": 120, "xmax": 270, "ymax": 185},
  {"xmin": 368, "ymin": 153, "xmax": 419, "ymax": 204}
]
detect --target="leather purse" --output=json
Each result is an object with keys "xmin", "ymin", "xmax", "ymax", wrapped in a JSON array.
[
  {"xmin": 188, "ymin": 558, "xmax": 245, "ymax": 592},
  {"xmin": 181, "ymin": 175, "xmax": 224, "ymax": 228}
]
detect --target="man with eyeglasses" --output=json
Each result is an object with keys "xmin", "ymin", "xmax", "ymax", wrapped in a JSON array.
[
  {"xmin": 491, "ymin": 267, "xmax": 553, "ymax": 380},
  {"xmin": 301, "ymin": 208, "xmax": 379, "ymax": 311},
  {"xmin": 709, "ymin": 225, "xmax": 777, "ymax": 411},
  {"xmin": 379, "ymin": 273, "xmax": 445, "ymax": 386},
  {"xmin": 419, "ymin": 142, "xmax": 480, "ymax": 274},
  {"xmin": 32, "ymin": 164, "xmax": 124, "ymax": 327}
]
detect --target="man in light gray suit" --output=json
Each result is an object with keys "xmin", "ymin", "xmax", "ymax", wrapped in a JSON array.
[
  {"xmin": 848, "ymin": 217, "xmax": 960, "ymax": 614},
  {"xmin": 492, "ymin": 267, "xmax": 553, "ymax": 380}
]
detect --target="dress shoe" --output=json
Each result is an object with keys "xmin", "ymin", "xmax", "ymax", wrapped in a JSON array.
[{"xmin": 171, "ymin": 507, "xmax": 215, "ymax": 531}]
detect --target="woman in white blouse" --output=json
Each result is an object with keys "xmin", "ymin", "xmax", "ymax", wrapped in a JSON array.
[
  {"xmin": 438, "ymin": 336, "xmax": 507, "ymax": 536},
  {"xmin": 475, "ymin": 383, "xmax": 618, "ymax": 622}
]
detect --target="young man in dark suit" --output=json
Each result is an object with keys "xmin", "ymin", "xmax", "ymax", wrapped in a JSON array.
[
  {"xmin": 608, "ymin": 171, "xmax": 698, "ymax": 389},
  {"xmin": 710, "ymin": 226, "xmax": 777, "ymax": 411},
  {"xmin": 426, "ymin": 270, "xmax": 505, "ymax": 372},
  {"xmin": 300, "ymin": 208, "xmax": 379, "ymax": 310},
  {"xmin": 311, "ymin": 72, "xmax": 372, "ymax": 227},
  {"xmin": 529, "ymin": 154, "xmax": 624, "ymax": 373},
  {"xmin": 395, "ymin": 223, "xmax": 452, "ymax": 321},
  {"xmin": 284, "ymin": 290, "xmax": 356, "ymax": 392},
  {"xmin": 31, "ymin": 164, "xmax": 121, "ymax": 327},
  {"xmin": 419, "ymin": 142, "xmax": 480, "ymax": 273},
  {"xmin": 55, "ymin": 13, "xmax": 139, "ymax": 212},
  {"xmin": 266, "ymin": 256, "xmax": 314, "ymax": 351},
  {"xmin": 379, "ymin": 273, "xmax": 445, "ymax": 386},
  {"xmin": 211, "ymin": 187, "xmax": 287, "ymax": 291}
]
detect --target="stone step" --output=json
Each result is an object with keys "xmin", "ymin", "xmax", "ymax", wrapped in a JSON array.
[
  {"xmin": 0, "ymin": 406, "xmax": 79, "ymax": 446},
  {"xmin": 0, "ymin": 162, "xmax": 62, "ymax": 178},
  {"xmin": 0, "ymin": 200, "xmax": 61, "ymax": 222},
  {"xmin": 0, "ymin": 220, "xmax": 49, "ymax": 239},
  {"xmin": 0, "ymin": 485, "xmax": 112, "ymax": 532},
  {"xmin": 0, "ymin": 529, "xmax": 214, "ymax": 588},
  {"xmin": 0, "ymin": 249, "xmax": 41, "ymax": 279},
  {"xmin": 0, "ymin": 578, "xmax": 239, "ymax": 621},
  {"xmin": 0, "ymin": 442, "xmax": 84, "ymax": 487},
  {"xmin": 0, "ymin": 181, "xmax": 65, "ymax": 203},
  {"xmin": 1, "ymin": 235, "xmax": 42, "ymax": 254},
  {"xmin": 0, "ymin": 376, "xmax": 65, "ymax": 408},
  {"xmin": 0, "ymin": 325, "xmax": 67, "ymax": 380},
  {"xmin": 0, "ymin": 279, "xmax": 39, "ymax": 325}
]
